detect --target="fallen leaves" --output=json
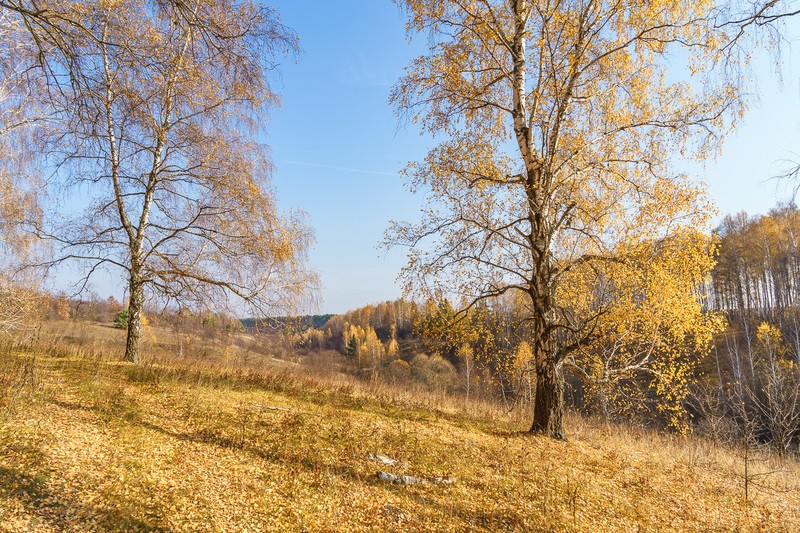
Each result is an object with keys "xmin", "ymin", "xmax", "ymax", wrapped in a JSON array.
[{"xmin": 0, "ymin": 351, "xmax": 798, "ymax": 532}]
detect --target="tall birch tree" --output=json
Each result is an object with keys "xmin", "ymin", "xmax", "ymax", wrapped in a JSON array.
[
  {"xmin": 20, "ymin": 0, "xmax": 315, "ymax": 363},
  {"xmin": 388, "ymin": 0, "xmax": 746, "ymax": 439}
]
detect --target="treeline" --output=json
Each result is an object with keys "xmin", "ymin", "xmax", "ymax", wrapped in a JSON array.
[
  {"xmin": 27, "ymin": 292, "xmax": 247, "ymax": 339},
  {"xmin": 296, "ymin": 295, "xmax": 702, "ymax": 427},
  {"xmin": 694, "ymin": 205, "xmax": 800, "ymax": 454},
  {"xmin": 711, "ymin": 205, "xmax": 800, "ymax": 315},
  {"xmin": 324, "ymin": 300, "xmax": 419, "ymax": 341},
  {"xmin": 241, "ymin": 315, "xmax": 336, "ymax": 334},
  {"xmin": 284, "ymin": 207, "xmax": 800, "ymax": 453},
  {"xmin": 290, "ymin": 295, "xmax": 647, "ymax": 419}
]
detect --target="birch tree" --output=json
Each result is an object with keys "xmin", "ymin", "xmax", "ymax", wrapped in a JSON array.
[
  {"xmin": 388, "ymin": 0, "xmax": 745, "ymax": 439},
  {"xmin": 0, "ymin": 9, "xmax": 45, "ymax": 336},
  {"xmin": 0, "ymin": 9, "xmax": 39, "ymax": 249},
  {"xmin": 26, "ymin": 0, "xmax": 315, "ymax": 363}
]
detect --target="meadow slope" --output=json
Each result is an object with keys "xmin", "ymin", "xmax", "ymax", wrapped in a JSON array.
[{"xmin": 1, "ymin": 326, "xmax": 799, "ymax": 531}]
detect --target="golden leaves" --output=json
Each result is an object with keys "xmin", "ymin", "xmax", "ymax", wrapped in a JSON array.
[
  {"xmin": 2, "ymin": 331, "xmax": 800, "ymax": 530},
  {"xmin": 389, "ymin": 1, "xmax": 739, "ymax": 351},
  {"xmin": 561, "ymin": 228, "xmax": 722, "ymax": 430}
]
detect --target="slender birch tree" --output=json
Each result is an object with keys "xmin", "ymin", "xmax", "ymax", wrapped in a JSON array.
[
  {"xmin": 20, "ymin": 0, "xmax": 315, "ymax": 363},
  {"xmin": 388, "ymin": 0, "xmax": 746, "ymax": 439},
  {"xmin": 0, "ymin": 9, "xmax": 45, "ymax": 336},
  {"xmin": 0, "ymin": 9, "xmax": 40, "ymax": 252}
]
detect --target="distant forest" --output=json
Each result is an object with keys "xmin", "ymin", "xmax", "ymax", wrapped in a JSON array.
[{"xmin": 241, "ymin": 315, "xmax": 337, "ymax": 333}]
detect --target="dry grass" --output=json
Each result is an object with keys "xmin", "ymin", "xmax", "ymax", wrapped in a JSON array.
[{"xmin": 1, "ymin": 321, "xmax": 799, "ymax": 531}]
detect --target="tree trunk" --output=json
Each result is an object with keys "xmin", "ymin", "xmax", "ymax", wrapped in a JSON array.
[
  {"xmin": 124, "ymin": 275, "xmax": 144, "ymax": 363},
  {"xmin": 530, "ymin": 355, "xmax": 566, "ymax": 440}
]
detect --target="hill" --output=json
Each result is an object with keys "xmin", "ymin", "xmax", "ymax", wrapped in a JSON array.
[
  {"xmin": 0, "ymin": 322, "xmax": 798, "ymax": 531},
  {"xmin": 240, "ymin": 314, "xmax": 337, "ymax": 333}
]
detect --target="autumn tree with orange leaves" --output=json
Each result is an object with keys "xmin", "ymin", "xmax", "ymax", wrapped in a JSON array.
[
  {"xmin": 387, "ymin": 0, "xmax": 747, "ymax": 439},
  {"xmin": 13, "ymin": 0, "xmax": 316, "ymax": 363}
]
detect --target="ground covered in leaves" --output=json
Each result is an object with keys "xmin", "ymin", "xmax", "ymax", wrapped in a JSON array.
[{"xmin": 1, "ymin": 343, "xmax": 799, "ymax": 531}]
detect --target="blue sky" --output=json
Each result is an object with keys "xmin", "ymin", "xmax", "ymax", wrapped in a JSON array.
[
  {"xmin": 50, "ymin": 2, "xmax": 800, "ymax": 315},
  {"xmin": 265, "ymin": 1, "xmax": 429, "ymax": 314},
  {"xmin": 265, "ymin": 2, "xmax": 800, "ymax": 314}
]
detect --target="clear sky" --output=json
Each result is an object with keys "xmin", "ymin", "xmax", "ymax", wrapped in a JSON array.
[
  {"xmin": 264, "ymin": 2, "xmax": 800, "ymax": 314},
  {"xmin": 265, "ymin": 1, "xmax": 430, "ymax": 314}
]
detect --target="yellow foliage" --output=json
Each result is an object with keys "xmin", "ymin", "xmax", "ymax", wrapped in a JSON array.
[
  {"xmin": 387, "ymin": 338, "xmax": 400, "ymax": 359},
  {"xmin": 388, "ymin": 0, "xmax": 747, "ymax": 436},
  {"xmin": 756, "ymin": 322, "xmax": 786, "ymax": 360},
  {"xmin": 514, "ymin": 341, "xmax": 533, "ymax": 373},
  {"xmin": 563, "ymin": 229, "xmax": 723, "ymax": 431}
]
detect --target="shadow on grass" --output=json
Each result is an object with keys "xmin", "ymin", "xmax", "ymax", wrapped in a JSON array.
[
  {"xmin": 44, "ymin": 354, "xmax": 511, "ymax": 439},
  {"xmin": 51, "ymin": 390, "xmax": 141, "ymax": 425},
  {"xmin": 51, "ymin": 398, "xmax": 90, "ymax": 412},
  {"xmin": 38, "ymin": 358, "xmax": 539, "ymax": 529},
  {"xmin": 4, "ymin": 406, "xmax": 168, "ymax": 531},
  {"xmin": 0, "ymin": 466, "xmax": 50, "ymax": 506},
  {"xmin": 405, "ymin": 488, "xmax": 538, "ymax": 530},
  {"xmin": 135, "ymin": 417, "xmax": 540, "ymax": 530},
  {"xmin": 138, "ymin": 419, "xmax": 365, "ymax": 486},
  {"xmin": 0, "ymin": 462, "xmax": 164, "ymax": 532}
]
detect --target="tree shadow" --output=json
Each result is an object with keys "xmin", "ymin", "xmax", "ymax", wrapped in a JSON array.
[
  {"xmin": 138, "ymin": 419, "xmax": 365, "ymax": 485},
  {"xmin": 136, "ymin": 418, "xmax": 539, "ymax": 529},
  {"xmin": 50, "ymin": 398, "xmax": 91, "ymax": 412},
  {"xmin": 1, "ymin": 428, "xmax": 168, "ymax": 531}
]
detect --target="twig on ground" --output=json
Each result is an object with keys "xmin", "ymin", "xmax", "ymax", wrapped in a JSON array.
[{"xmin": 377, "ymin": 471, "xmax": 455, "ymax": 485}]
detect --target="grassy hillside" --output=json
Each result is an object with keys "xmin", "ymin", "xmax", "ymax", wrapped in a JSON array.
[{"xmin": 1, "ymin": 323, "xmax": 799, "ymax": 531}]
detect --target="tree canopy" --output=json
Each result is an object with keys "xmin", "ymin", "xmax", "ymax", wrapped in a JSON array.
[
  {"xmin": 388, "ymin": 0, "xmax": 747, "ymax": 438},
  {"xmin": 3, "ymin": 0, "xmax": 317, "ymax": 362}
]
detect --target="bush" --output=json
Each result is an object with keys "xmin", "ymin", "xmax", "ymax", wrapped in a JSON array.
[
  {"xmin": 410, "ymin": 353, "xmax": 458, "ymax": 393},
  {"xmin": 384, "ymin": 358, "xmax": 413, "ymax": 385},
  {"xmin": 114, "ymin": 309, "xmax": 129, "ymax": 329}
]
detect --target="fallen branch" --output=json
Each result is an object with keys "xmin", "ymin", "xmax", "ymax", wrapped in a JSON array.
[
  {"xmin": 369, "ymin": 453, "xmax": 398, "ymax": 466},
  {"xmin": 376, "ymin": 471, "xmax": 455, "ymax": 485}
]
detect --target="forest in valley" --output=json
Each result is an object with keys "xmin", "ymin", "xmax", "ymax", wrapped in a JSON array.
[
  {"xmin": 284, "ymin": 204, "xmax": 800, "ymax": 455},
  {"xmin": 4, "ymin": 0, "xmax": 800, "ymax": 530}
]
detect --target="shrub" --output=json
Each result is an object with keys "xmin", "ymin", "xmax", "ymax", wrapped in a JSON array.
[
  {"xmin": 114, "ymin": 309, "xmax": 129, "ymax": 329},
  {"xmin": 411, "ymin": 353, "xmax": 458, "ymax": 393}
]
